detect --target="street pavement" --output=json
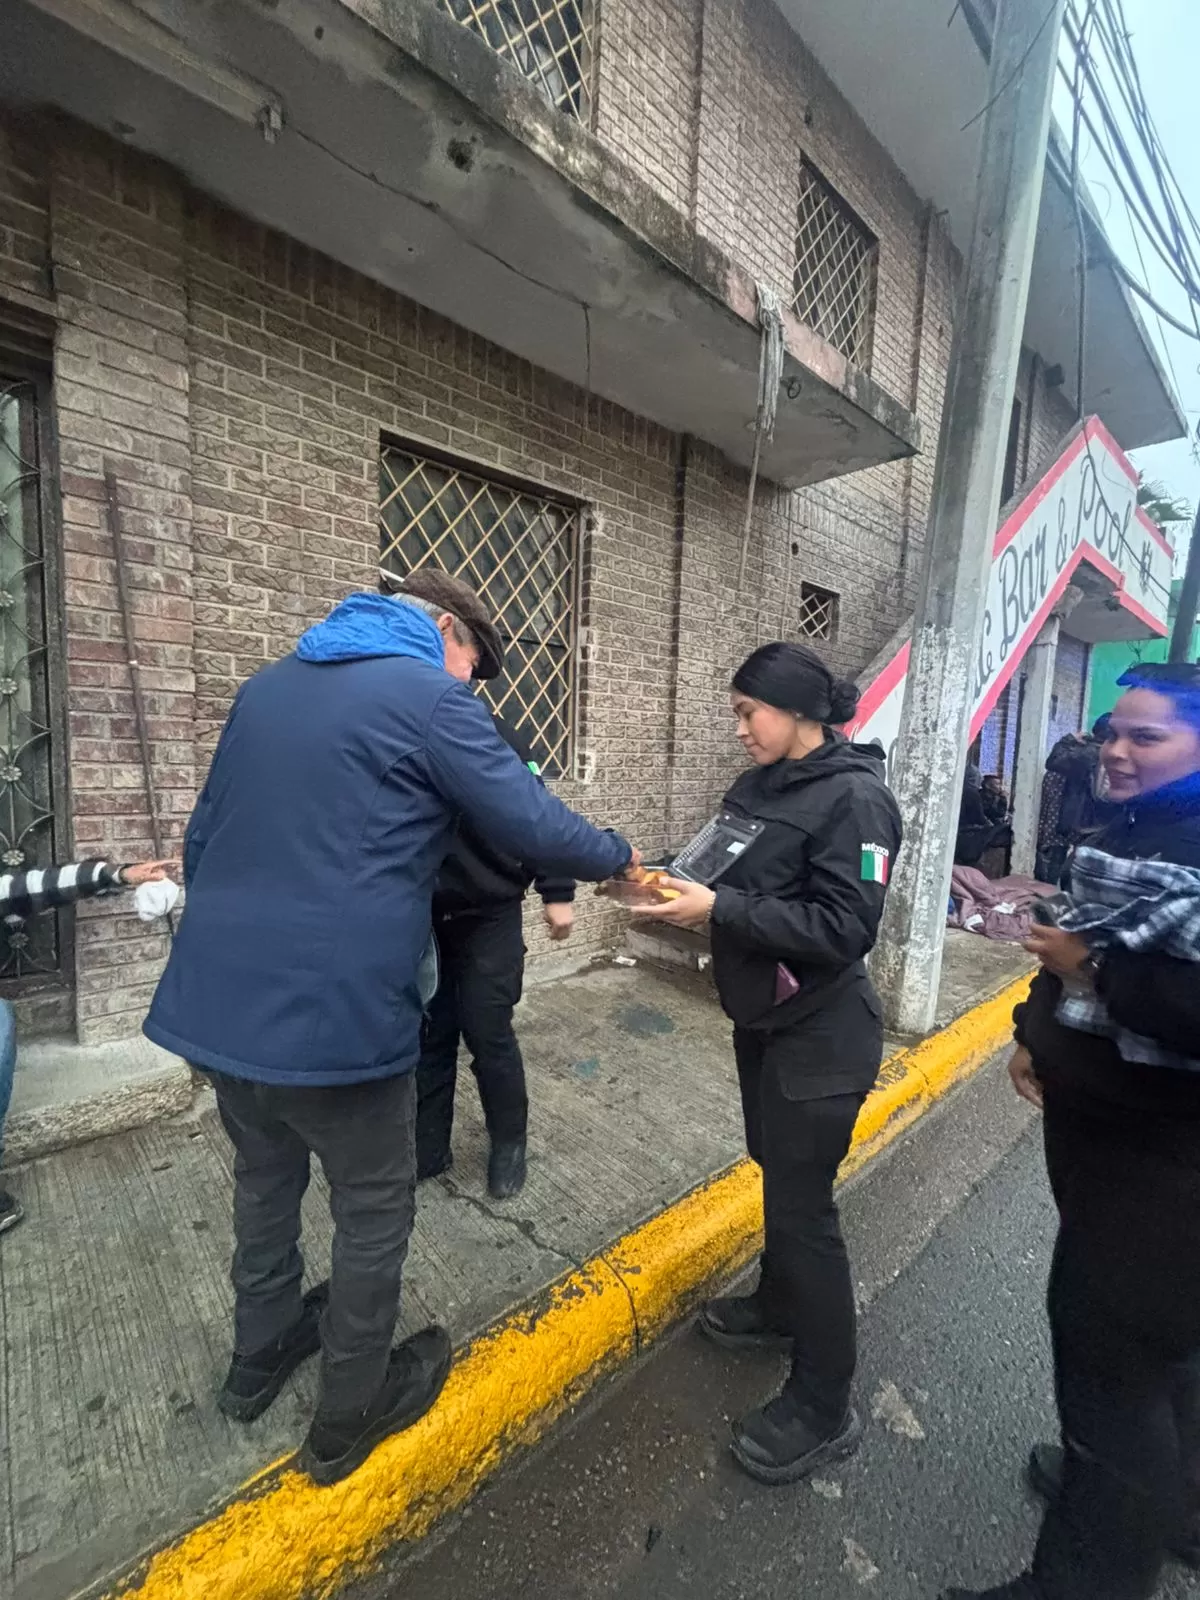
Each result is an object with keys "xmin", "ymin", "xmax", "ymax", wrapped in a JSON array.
[{"xmin": 375, "ymin": 1055, "xmax": 1200, "ymax": 1600}]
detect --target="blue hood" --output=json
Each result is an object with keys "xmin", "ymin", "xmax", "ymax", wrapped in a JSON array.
[{"xmin": 296, "ymin": 592, "xmax": 446, "ymax": 668}]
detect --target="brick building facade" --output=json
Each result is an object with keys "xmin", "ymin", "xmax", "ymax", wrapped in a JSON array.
[{"xmin": 0, "ymin": 0, "xmax": 1157, "ymax": 1057}]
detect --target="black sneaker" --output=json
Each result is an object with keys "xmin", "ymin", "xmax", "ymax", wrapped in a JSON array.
[
  {"xmin": 488, "ymin": 1140, "xmax": 526, "ymax": 1200},
  {"xmin": 417, "ymin": 1150, "xmax": 453, "ymax": 1183},
  {"xmin": 1026, "ymin": 1441, "xmax": 1200, "ymax": 1568},
  {"xmin": 300, "ymin": 1325, "xmax": 453, "ymax": 1487},
  {"xmin": 731, "ymin": 1394, "xmax": 862, "ymax": 1485},
  {"xmin": 218, "ymin": 1281, "xmax": 329, "ymax": 1423},
  {"xmin": 0, "ymin": 1190, "xmax": 23, "ymax": 1236},
  {"xmin": 698, "ymin": 1294, "xmax": 791, "ymax": 1353}
]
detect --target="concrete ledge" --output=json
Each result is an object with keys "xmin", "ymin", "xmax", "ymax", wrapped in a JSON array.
[
  {"xmin": 95, "ymin": 974, "xmax": 1032, "ymax": 1600},
  {"xmin": 3, "ymin": 1035, "xmax": 193, "ymax": 1165}
]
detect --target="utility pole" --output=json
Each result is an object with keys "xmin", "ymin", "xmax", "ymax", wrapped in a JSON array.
[
  {"xmin": 1009, "ymin": 615, "xmax": 1060, "ymax": 878},
  {"xmin": 1168, "ymin": 503, "xmax": 1200, "ymax": 662},
  {"xmin": 874, "ymin": 0, "xmax": 1069, "ymax": 1037}
]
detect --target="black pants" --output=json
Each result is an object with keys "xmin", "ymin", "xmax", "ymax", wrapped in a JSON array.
[
  {"xmin": 1033, "ymin": 1093, "xmax": 1200, "ymax": 1599},
  {"xmin": 416, "ymin": 900, "xmax": 527, "ymax": 1172},
  {"xmin": 734, "ymin": 1025, "xmax": 866, "ymax": 1429},
  {"xmin": 211, "ymin": 1070, "xmax": 417, "ymax": 1417}
]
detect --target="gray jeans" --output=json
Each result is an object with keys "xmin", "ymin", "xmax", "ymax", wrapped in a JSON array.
[{"xmin": 210, "ymin": 1070, "xmax": 417, "ymax": 1417}]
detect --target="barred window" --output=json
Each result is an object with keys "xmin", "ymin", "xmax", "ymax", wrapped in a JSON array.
[
  {"xmin": 797, "ymin": 581, "xmax": 838, "ymax": 642},
  {"xmin": 793, "ymin": 161, "xmax": 878, "ymax": 369},
  {"xmin": 379, "ymin": 444, "xmax": 582, "ymax": 775},
  {"xmin": 436, "ymin": 0, "xmax": 596, "ymax": 123}
]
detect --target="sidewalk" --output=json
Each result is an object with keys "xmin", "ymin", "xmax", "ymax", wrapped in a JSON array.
[{"xmin": 0, "ymin": 932, "xmax": 1033, "ymax": 1600}]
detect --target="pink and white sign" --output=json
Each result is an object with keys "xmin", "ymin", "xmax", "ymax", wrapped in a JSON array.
[{"xmin": 845, "ymin": 418, "xmax": 1173, "ymax": 766}]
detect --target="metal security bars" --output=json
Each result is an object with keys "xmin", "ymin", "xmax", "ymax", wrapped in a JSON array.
[
  {"xmin": 793, "ymin": 161, "xmax": 878, "ymax": 369},
  {"xmin": 436, "ymin": 0, "xmax": 596, "ymax": 122},
  {"xmin": 797, "ymin": 581, "xmax": 838, "ymax": 642},
  {"xmin": 0, "ymin": 376, "xmax": 60, "ymax": 982},
  {"xmin": 380, "ymin": 445, "xmax": 582, "ymax": 775}
]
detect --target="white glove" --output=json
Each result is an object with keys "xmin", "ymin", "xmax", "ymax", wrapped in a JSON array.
[{"xmin": 133, "ymin": 878, "xmax": 180, "ymax": 922}]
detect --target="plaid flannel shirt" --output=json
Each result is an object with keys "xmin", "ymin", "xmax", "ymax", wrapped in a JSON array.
[{"xmin": 1056, "ymin": 845, "xmax": 1200, "ymax": 1071}]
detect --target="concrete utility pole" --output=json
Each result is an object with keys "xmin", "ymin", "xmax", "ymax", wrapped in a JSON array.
[
  {"xmin": 874, "ymin": 0, "xmax": 1069, "ymax": 1036},
  {"xmin": 1168, "ymin": 503, "xmax": 1200, "ymax": 662},
  {"xmin": 1009, "ymin": 615, "xmax": 1059, "ymax": 877}
]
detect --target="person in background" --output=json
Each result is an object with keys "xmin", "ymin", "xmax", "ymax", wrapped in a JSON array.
[
  {"xmin": 1037, "ymin": 715, "xmax": 1116, "ymax": 885},
  {"xmin": 634, "ymin": 641, "xmax": 901, "ymax": 1486},
  {"xmin": 981, "ymin": 773, "xmax": 1011, "ymax": 825},
  {"xmin": 416, "ymin": 710, "xmax": 574, "ymax": 1200},
  {"xmin": 0, "ymin": 856, "xmax": 177, "ymax": 1234},
  {"xmin": 941, "ymin": 662, "xmax": 1200, "ymax": 1600},
  {"xmin": 145, "ymin": 569, "xmax": 636, "ymax": 1488}
]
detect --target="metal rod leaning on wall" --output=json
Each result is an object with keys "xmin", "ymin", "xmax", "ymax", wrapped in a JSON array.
[{"xmin": 104, "ymin": 461, "xmax": 177, "ymax": 937}]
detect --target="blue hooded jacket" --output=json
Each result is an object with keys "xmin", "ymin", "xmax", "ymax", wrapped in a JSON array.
[{"xmin": 144, "ymin": 593, "xmax": 632, "ymax": 1086}]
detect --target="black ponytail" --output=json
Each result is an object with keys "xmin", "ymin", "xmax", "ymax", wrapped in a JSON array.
[{"xmin": 732, "ymin": 641, "xmax": 861, "ymax": 724}]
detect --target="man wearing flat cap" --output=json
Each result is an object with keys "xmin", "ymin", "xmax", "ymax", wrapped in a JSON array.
[{"xmin": 146, "ymin": 570, "xmax": 634, "ymax": 1486}]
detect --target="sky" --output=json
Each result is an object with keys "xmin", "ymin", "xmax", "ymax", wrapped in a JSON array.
[{"xmin": 1052, "ymin": 0, "xmax": 1200, "ymax": 571}]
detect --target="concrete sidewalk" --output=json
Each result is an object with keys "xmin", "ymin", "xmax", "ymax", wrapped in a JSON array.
[{"xmin": 0, "ymin": 932, "xmax": 1032, "ymax": 1600}]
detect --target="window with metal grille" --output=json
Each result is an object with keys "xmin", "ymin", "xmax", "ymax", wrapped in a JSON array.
[
  {"xmin": 797, "ymin": 581, "xmax": 838, "ymax": 642},
  {"xmin": 380, "ymin": 444, "xmax": 582, "ymax": 775},
  {"xmin": 793, "ymin": 161, "xmax": 878, "ymax": 368},
  {"xmin": 436, "ymin": 0, "xmax": 596, "ymax": 123}
]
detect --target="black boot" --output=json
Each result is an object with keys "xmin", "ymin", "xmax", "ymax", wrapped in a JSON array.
[
  {"xmin": 488, "ymin": 1139, "xmax": 526, "ymax": 1200},
  {"xmin": 218, "ymin": 1280, "xmax": 330, "ymax": 1422},
  {"xmin": 300, "ymin": 1325, "xmax": 453, "ymax": 1487},
  {"xmin": 1026, "ymin": 1441, "xmax": 1200, "ymax": 1568},
  {"xmin": 698, "ymin": 1293, "xmax": 791, "ymax": 1353},
  {"xmin": 731, "ymin": 1390, "xmax": 861, "ymax": 1485},
  {"xmin": 938, "ymin": 1580, "xmax": 1041, "ymax": 1599}
]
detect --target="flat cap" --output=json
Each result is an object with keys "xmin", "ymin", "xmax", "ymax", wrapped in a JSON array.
[{"xmin": 382, "ymin": 566, "xmax": 505, "ymax": 680}]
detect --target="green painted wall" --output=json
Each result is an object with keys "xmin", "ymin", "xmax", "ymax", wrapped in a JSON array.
[{"xmin": 1087, "ymin": 581, "xmax": 1200, "ymax": 721}]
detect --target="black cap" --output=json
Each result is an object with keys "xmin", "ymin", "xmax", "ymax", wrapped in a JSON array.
[{"xmin": 381, "ymin": 567, "xmax": 505, "ymax": 680}]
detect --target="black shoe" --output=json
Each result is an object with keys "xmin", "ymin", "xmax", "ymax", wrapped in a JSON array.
[
  {"xmin": 938, "ymin": 1580, "xmax": 1041, "ymax": 1600},
  {"xmin": 417, "ymin": 1151, "xmax": 453, "ymax": 1183},
  {"xmin": 1026, "ymin": 1442, "xmax": 1200, "ymax": 1569},
  {"xmin": 488, "ymin": 1140, "xmax": 526, "ymax": 1200},
  {"xmin": 300, "ymin": 1325, "xmax": 453, "ymax": 1487},
  {"xmin": 731, "ymin": 1394, "xmax": 862, "ymax": 1485},
  {"xmin": 218, "ymin": 1281, "xmax": 329, "ymax": 1423},
  {"xmin": 698, "ymin": 1294, "xmax": 791, "ymax": 1353},
  {"xmin": 0, "ymin": 1189, "xmax": 23, "ymax": 1236}
]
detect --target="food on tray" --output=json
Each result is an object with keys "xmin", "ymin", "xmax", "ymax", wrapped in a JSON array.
[{"xmin": 596, "ymin": 866, "xmax": 682, "ymax": 906}]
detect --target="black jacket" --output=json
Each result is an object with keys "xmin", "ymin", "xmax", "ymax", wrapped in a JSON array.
[
  {"xmin": 433, "ymin": 714, "xmax": 575, "ymax": 917},
  {"xmin": 1045, "ymin": 734, "xmax": 1118, "ymax": 839},
  {"xmin": 1016, "ymin": 770, "xmax": 1200, "ymax": 1122},
  {"xmin": 709, "ymin": 734, "xmax": 902, "ymax": 1084}
]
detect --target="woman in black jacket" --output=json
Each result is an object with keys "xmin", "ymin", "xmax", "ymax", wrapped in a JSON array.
[
  {"xmin": 635, "ymin": 642, "xmax": 901, "ymax": 1485},
  {"xmin": 943, "ymin": 662, "xmax": 1200, "ymax": 1600}
]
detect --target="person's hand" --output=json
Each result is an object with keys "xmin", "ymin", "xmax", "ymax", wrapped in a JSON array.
[
  {"xmin": 619, "ymin": 847, "xmax": 644, "ymax": 879},
  {"xmin": 119, "ymin": 859, "xmax": 180, "ymax": 888},
  {"xmin": 630, "ymin": 877, "xmax": 716, "ymax": 930},
  {"xmin": 542, "ymin": 901, "xmax": 574, "ymax": 942},
  {"xmin": 1008, "ymin": 1045, "xmax": 1044, "ymax": 1110},
  {"xmin": 1023, "ymin": 924, "xmax": 1092, "ymax": 980}
]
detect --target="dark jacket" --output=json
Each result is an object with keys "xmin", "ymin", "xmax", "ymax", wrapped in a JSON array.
[
  {"xmin": 709, "ymin": 734, "xmax": 902, "ymax": 1094},
  {"xmin": 144, "ymin": 593, "xmax": 630, "ymax": 1087},
  {"xmin": 1045, "ymin": 734, "xmax": 1118, "ymax": 839},
  {"xmin": 434, "ymin": 714, "xmax": 574, "ymax": 916},
  {"xmin": 1016, "ymin": 770, "xmax": 1200, "ymax": 1122}
]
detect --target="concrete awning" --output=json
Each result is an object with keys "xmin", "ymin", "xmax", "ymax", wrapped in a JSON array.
[
  {"xmin": 775, "ymin": 0, "xmax": 1186, "ymax": 453},
  {"xmin": 1, "ymin": 0, "xmax": 921, "ymax": 490}
]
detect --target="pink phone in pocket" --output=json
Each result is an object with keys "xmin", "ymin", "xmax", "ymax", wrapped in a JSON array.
[{"xmin": 774, "ymin": 963, "xmax": 800, "ymax": 1004}]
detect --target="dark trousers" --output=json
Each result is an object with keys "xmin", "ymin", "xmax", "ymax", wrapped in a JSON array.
[
  {"xmin": 416, "ymin": 900, "xmax": 528, "ymax": 1171},
  {"xmin": 1033, "ymin": 1094, "xmax": 1200, "ymax": 1599},
  {"xmin": 734, "ymin": 1025, "xmax": 866, "ymax": 1428},
  {"xmin": 211, "ymin": 1070, "xmax": 417, "ymax": 1417}
]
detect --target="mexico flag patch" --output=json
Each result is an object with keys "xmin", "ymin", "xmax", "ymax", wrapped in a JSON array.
[{"xmin": 860, "ymin": 843, "xmax": 890, "ymax": 884}]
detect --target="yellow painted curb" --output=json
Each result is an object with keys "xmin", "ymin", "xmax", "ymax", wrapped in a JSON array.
[{"xmin": 103, "ymin": 973, "xmax": 1031, "ymax": 1600}]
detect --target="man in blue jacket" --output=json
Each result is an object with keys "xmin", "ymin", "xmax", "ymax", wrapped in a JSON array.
[{"xmin": 145, "ymin": 569, "xmax": 634, "ymax": 1486}]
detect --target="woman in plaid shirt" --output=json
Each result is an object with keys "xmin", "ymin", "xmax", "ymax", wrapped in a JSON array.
[{"xmin": 0, "ymin": 855, "xmax": 176, "ymax": 1235}]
